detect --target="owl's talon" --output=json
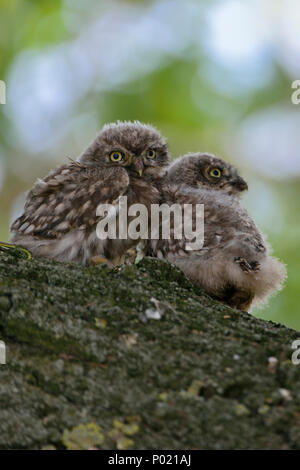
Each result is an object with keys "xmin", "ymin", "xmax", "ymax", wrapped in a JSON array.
[
  {"xmin": 250, "ymin": 261, "xmax": 261, "ymax": 272},
  {"xmin": 89, "ymin": 255, "xmax": 113, "ymax": 267},
  {"xmin": 234, "ymin": 257, "xmax": 260, "ymax": 273},
  {"xmin": 124, "ymin": 248, "xmax": 137, "ymax": 264},
  {"xmin": 234, "ymin": 257, "xmax": 251, "ymax": 272}
]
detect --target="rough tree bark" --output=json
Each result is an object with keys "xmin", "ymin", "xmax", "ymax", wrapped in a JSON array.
[{"xmin": 0, "ymin": 247, "xmax": 299, "ymax": 450}]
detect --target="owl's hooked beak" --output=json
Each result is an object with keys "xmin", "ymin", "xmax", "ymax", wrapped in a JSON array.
[
  {"xmin": 233, "ymin": 176, "xmax": 248, "ymax": 192},
  {"xmin": 131, "ymin": 157, "xmax": 144, "ymax": 177}
]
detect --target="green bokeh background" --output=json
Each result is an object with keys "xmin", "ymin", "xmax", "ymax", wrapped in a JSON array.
[{"xmin": 0, "ymin": 0, "xmax": 299, "ymax": 329}]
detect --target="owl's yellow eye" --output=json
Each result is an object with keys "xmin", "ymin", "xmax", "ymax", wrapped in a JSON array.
[
  {"xmin": 147, "ymin": 149, "xmax": 156, "ymax": 159},
  {"xmin": 210, "ymin": 168, "xmax": 222, "ymax": 178},
  {"xmin": 110, "ymin": 151, "xmax": 124, "ymax": 162}
]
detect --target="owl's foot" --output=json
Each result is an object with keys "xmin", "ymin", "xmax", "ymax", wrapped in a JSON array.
[
  {"xmin": 124, "ymin": 242, "xmax": 146, "ymax": 265},
  {"xmin": 234, "ymin": 257, "xmax": 261, "ymax": 273},
  {"xmin": 0, "ymin": 242, "xmax": 32, "ymax": 260},
  {"xmin": 249, "ymin": 261, "xmax": 261, "ymax": 272},
  {"xmin": 88, "ymin": 256, "xmax": 113, "ymax": 267},
  {"xmin": 124, "ymin": 248, "xmax": 137, "ymax": 265},
  {"xmin": 135, "ymin": 241, "xmax": 146, "ymax": 264}
]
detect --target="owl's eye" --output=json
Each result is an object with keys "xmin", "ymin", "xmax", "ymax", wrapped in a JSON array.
[
  {"xmin": 146, "ymin": 149, "xmax": 156, "ymax": 159},
  {"xmin": 210, "ymin": 168, "xmax": 222, "ymax": 178},
  {"xmin": 110, "ymin": 151, "xmax": 124, "ymax": 162}
]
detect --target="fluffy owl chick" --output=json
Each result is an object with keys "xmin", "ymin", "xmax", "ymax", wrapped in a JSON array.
[
  {"xmin": 148, "ymin": 153, "xmax": 286, "ymax": 311},
  {"xmin": 167, "ymin": 152, "xmax": 248, "ymax": 195},
  {"xmin": 10, "ymin": 121, "xmax": 170, "ymax": 265}
]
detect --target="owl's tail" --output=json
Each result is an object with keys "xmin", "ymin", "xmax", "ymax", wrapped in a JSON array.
[
  {"xmin": 223, "ymin": 253, "xmax": 287, "ymax": 309},
  {"xmin": 174, "ymin": 250, "xmax": 287, "ymax": 311},
  {"xmin": 246, "ymin": 255, "xmax": 287, "ymax": 309}
]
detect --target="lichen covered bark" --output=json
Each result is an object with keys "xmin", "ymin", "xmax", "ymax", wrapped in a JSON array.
[{"xmin": 0, "ymin": 249, "xmax": 299, "ymax": 449}]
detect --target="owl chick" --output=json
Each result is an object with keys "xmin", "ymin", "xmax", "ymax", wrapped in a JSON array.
[
  {"xmin": 148, "ymin": 153, "xmax": 286, "ymax": 311},
  {"xmin": 10, "ymin": 121, "xmax": 170, "ymax": 265},
  {"xmin": 166, "ymin": 152, "xmax": 248, "ymax": 195}
]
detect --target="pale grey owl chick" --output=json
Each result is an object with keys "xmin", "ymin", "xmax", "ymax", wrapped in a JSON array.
[
  {"xmin": 147, "ymin": 153, "xmax": 286, "ymax": 311},
  {"xmin": 10, "ymin": 121, "xmax": 170, "ymax": 265}
]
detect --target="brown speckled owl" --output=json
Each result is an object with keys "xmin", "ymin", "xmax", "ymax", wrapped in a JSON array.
[
  {"xmin": 167, "ymin": 152, "xmax": 248, "ymax": 195},
  {"xmin": 10, "ymin": 121, "xmax": 170, "ymax": 265},
  {"xmin": 147, "ymin": 153, "xmax": 286, "ymax": 311}
]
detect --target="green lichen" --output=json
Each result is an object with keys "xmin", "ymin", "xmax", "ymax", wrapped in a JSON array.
[
  {"xmin": 107, "ymin": 417, "xmax": 140, "ymax": 450},
  {"xmin": 63, "ymin": 423, "xmax": 104, "ymax": 450}
]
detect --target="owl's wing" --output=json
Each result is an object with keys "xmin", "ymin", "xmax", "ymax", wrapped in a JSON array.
[
  {"xmin": 11, "ymin": 162, "xmax": 130, "ymax": 239},
  {"xmin": 150, "ymin": 186, "xmax": 266, "ymax": 259},
  {"xmin": 199, "ymin": 200, "xmax": 266, "ymax": 253}
]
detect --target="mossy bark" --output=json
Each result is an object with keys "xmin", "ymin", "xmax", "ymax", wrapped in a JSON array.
[{"xmin": 0, "ymin": 248, "xmax": 299, "ymax": 450}]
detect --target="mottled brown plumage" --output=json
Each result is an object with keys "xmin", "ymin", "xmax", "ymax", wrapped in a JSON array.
[
  {"xmin": 10, "ymin": 121, "xmax": 170, "ymax": 265},
  {"xmin": 147, "ymin": 153, "xmax": 286, "ymax": 311}
]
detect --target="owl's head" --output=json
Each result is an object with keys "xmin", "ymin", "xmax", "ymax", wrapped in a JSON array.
[
  {"xmin": 79, "ymin": 121, "xmax": 170, "ymax": 179},
  {"xmin": 167, "ymin": 153, "xmax": 248, "ymax": 195}
]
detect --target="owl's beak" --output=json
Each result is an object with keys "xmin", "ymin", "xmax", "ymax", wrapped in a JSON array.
[
  {"xmin": 234, "ymin": 177, "xmax": 248, "ymax": 192},
  {"xmin": 132, "ymin": 158, "xmax": 144, "ymax": 177}
]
